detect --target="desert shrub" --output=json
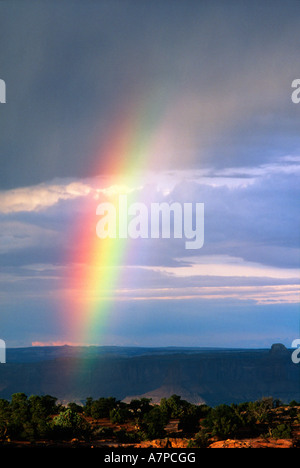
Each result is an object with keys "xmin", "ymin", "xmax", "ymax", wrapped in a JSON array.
[
  {"xmin": 178, "ymin": 405, "xmax": 203, "ymax": 435},
  {"xmin": 286, "ymin": 406, "xmax": 298, "ymax": 419},
  {"xmin": 84, "ymin": 397, "xmax": 118, "ymax": 419},
  {"xmin": 83, "ymin": 397, "xmax": 93, "ymax": 416},
  {"xmin": 114, "ymin": 428, "xmax": 141, "ymax": 443},
  {"xmin": 202, "ymin": 404, "xmax": 245, "ymax": 439},
  {"xmin": 0, "ymin": 399, "xmax": 10, "ymax": 439},
  {"xmin": 10, "ymin": 393, "xmax": 30, "ymax": 425},
  {"xmin": 109, "ymin": 406, "xmax": 130, "ymax": 424},
  {"xmin": 51, "ymin": 408, "xmax": 91, "ymax": 440},
  {"xmin": 269, "ymin": 423, "xmax": 292, "ymax": 439},
  {"xmin": 93, "ymin": 425, "xmax": 114, "ymax": 438},
  {"xmin": 128, "ymin": 398, "xmax": 152, "ymax": 419},
  {"xmin": 67, "ymin": 401, "xmax": 83, "ymax": 413},
  {"xmin": 187, "ymin": 429, "xmax": 210, "ymax": 448},
  {"xmin": 246, "ymin": 398, "xmax": 276, "ymax": 424},
  {"xmin": 160, "ymin": 394, "xmax": 190, "ymax": 419},
  {"xmin": 1, "ymin": 393, "xmax": 58, "ymax": 441},
  {"xmin": 29, "ymin": 394, "xmax": 58, "ymax": 417},
  {"xmin": 140, "ymin": 406, "xmax": 169, "ymax": 440},
  {"xmin": 29, "ymin": 394, "xmax": 58, "ymax": 439}
]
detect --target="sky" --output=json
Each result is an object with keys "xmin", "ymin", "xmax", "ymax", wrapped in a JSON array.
[{"xmin": 0, "ymin": 0, "xmax": 300, "ymax": 348}]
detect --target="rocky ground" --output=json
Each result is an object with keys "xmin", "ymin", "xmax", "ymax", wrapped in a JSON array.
[{"xmin": 2, "ymin": 412, "xmax": 299, "ymax": 449}]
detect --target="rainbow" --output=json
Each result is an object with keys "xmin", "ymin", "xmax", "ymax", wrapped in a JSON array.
[{"xmin": 62, "ymin": 90, "xmax": 175, "ymax": 345}]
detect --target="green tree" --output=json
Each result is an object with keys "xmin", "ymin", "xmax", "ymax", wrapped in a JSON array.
[
  {"xmin": 203, "ymin": 404, "xmax": 244, "ymax": 440},
  {"xmin": 247, "ymin": 398, "xmax": 275, "ymax": 424},
  {"xmin": 52, "ymin": 408, "xmax": 91, "ymax": 440},
  {"xmin": 10, "ymin": 393, "xmax": 29, "ymax": 425},
  {"xmin": 68, "ymin": 401, "xmax": 83, "ymax": 413},
  {"xmin": 28, "ymin": 395, "xmax": 58, "ymax": 439},
  {"xmin": 89, "ymin": 397, "xmax": 118, "ymax": 419},
  {"xmin": 129, "ymin": 398, "xmax": 152, "ymax": 419},
  {"xmin": 269, "ymin": 423, "xmax": 292, "ymax": 439},
  {"xmin": 160, "ymin": 394, "xmax": 188, "ymax": 418},
  {"xmin": 178, "ymin": 405, "xmax": 202, "ymax": 435},
  {"xmin": 140, "ymin": 406, "xmax": 169, "ymax": 440},
  {"xmin": 29, "ymin": 395, "xmax": 58, "ymax": 419},
  {"xmin": 109, "ymin": 405, "xmax": 130, "ymax": 424},
  {"xmin": 188, "ymin": 429, "xmax": 210, "ymax": 448},
  {"xmin": 8, "ymin": 393, "xmax": 31, "ymax": 439},
  {"xmin": 83, "ymin": 397, "xmax": 93, "ymax": 416},
  {"xmin": 0, "ymin": 399, "xmax": 10, "ymax": 439}
]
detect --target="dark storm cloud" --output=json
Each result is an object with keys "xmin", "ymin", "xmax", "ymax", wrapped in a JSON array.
[{"xmin": 1, "ymin": 0, "xmax": 300, "ymax": 188}]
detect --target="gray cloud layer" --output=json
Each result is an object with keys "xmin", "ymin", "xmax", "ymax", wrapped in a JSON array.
[{"xmin": 0, "ymin": 160, "xmax": 299, "ymax": 270}]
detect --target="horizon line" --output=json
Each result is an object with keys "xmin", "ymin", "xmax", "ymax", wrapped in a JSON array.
[{"xmin": 5, "ymin": 342, "xmax": 289, "ymax": 350}]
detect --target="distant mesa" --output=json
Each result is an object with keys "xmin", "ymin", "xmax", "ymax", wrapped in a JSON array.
[
  {"xmin": 269, "ymin": 343, "xmax": 289, "ymax": 356},
  {"xmin": 124, "ymin": 384, "xmax": 207, "ymax": 406},
  {"xmin": 1, "ymin": 344, "xmax": 299, "ymax": 405}
]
